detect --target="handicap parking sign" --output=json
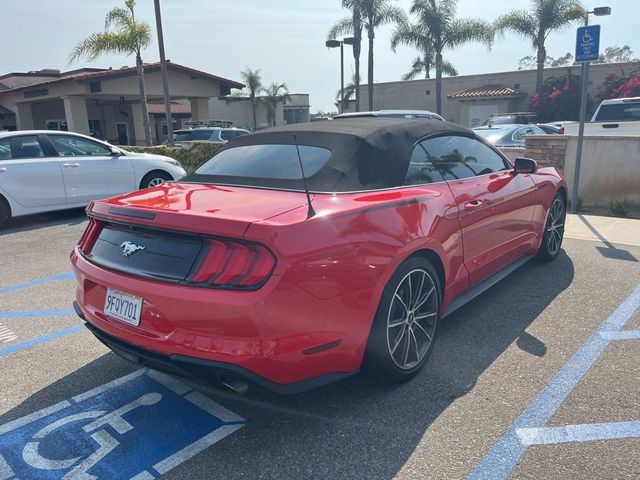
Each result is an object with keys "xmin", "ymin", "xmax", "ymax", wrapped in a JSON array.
[
  {"xmin": 0, "ymin": 370, "xmax": 244, "ymax": 479},
  {"xmin": 575, "ymin": 25, "xmax": 600, "ymax": 63}
]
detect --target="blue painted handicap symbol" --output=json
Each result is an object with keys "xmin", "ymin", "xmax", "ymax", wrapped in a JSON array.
[{"xmin": 0, "ymin": 369, "xmax": 245, "ymax": 479}]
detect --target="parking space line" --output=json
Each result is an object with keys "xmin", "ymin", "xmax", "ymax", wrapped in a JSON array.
[
  {"xmin": 517, "ymin": 420, "xmax": 640, "ymax": 446},
  {"xmin": 0, "ymin": 324, "xmax": 85, "ymax": 357},
  {"xmin": 72, "ymin": 369, "xmax": 146, "ymax": 403},
  {"xmin": 0, "ymin": 400, "xmax": 72, "ymax": 436},
  {"xmin": 0, "ymin": 272, "xmax": 74, "ymax": 294},
  {"xmin": 599, "ymin": 330, "xmax": 640, "ymax": 340},
  {"xmin": 0, "ymin": 308, "xmax": 76, "ymax": 319},
  {"xmin": 0, "ymin": 324, "xmax": 16, "ymax": 343},
  {"xmin": 468, "ymin": 284, "xmax": 640, "ymax": 480}
]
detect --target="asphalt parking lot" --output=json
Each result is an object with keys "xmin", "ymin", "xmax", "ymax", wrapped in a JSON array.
[{"xmin": 1, "ymin": 209, "xmax": 639, "ymax": 480}]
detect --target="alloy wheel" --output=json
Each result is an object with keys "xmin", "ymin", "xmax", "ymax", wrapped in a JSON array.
[
  {"xmin": 386, "ymin": 268, "xmax": 438, "ymax": 370},
  {"xmin": 546, "ymin": 198, "xmax": 565, "ymax": 256},
  {"xmin": 147, "ymin": 177, "xmax": 167, "ymax": 187}
]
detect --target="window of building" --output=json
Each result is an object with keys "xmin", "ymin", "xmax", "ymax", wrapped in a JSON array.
[
  {"xmin": 46, "ymin": 120, "xmax": 68, "ymax": 131},
  {"xmin": 404, "ymin": 143, "xmax": 445, "ymax": 186},
  {"xmin": 88, "ymin": 119, "xmax": 104, "ymax": 139},
  {"xmin": 421, "ymin": 135, "xmax": 509, "ymax": 180}
]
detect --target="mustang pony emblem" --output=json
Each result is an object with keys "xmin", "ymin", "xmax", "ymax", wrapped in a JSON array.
[{"xmin": 120, "ymin": 241, "xmax": 146, "ymax": 257}]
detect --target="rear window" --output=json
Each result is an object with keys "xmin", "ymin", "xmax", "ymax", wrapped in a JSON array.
[
  {"xmin": 174, "ymin": 130, "xmax": 215, "ymax": 142},
  {"xmin": 220, "ymin": 130, "xmax": 249, "ymax": 141},
  {"xmin": 594, "ymin": 103, "xmax": 640, "ymax": 122},
  {"xmin": 194, "ymin": 144, "xmax": 331, "ymax": 180}
]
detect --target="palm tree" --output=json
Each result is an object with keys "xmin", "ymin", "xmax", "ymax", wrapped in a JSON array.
[
  {"xmin": 391, "ymin": 0, "xmax": 493, "ymax": 115},
  {"xmin": 70, "ymin": 0, "xmax": 153, "ymax": 145},
  {"xmin": 401, "ymin": 43, "xmax": 458, "ymax": 80},
  {"xmin": 495, "ymin": 0, "xmax": 584, "ymax": 94},
  {"xmin": 328, "ymin": 1, "xmax": 363, "ymax": 112},
  {"xmin": 259, "ymin": 83, "xmax": 291, "ymax": 127},
  {"xmin": 335, "ymin": 74, "xmax": 359, "ymax": 111},
  {"xmin": 329, "ymin": 0, "xmax": 407, "ymax": 111},
  {"xmin": 240, "ymin": 67, "xmax": 263, "ymax": 131}
]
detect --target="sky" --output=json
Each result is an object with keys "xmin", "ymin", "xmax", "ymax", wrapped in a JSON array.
[{"xmin": 2, "ymin": 0, "xmax": 638, "ymax": 113}]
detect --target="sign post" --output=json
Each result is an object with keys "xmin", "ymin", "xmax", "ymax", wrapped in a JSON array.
[{"xmin": 571, "ymin": 24, "xmax": 601, "ymax": 213}]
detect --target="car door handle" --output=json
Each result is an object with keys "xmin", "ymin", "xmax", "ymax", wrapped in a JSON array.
[
  {"xmin": 63, "ymin": 163, "xmax": 81, "ymax": 168},
  {"xmin": 0, "ymin": 167, "xmax": 6, "ymax": 173},
  {"xmin": 464, "ymin": 200, "xmax": 484, "ymax": 210}
]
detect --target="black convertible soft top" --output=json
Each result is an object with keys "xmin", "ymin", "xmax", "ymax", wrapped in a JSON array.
[{"xmin": 184, "ymin": 118, "xmax": 472, "ymax": 193}]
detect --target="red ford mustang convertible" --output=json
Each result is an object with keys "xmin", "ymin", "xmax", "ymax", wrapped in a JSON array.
[{"xmin": 71, "ymin": 118, "xmax": 567, "ymax": 394}]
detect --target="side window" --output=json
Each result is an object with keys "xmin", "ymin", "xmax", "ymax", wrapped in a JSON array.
[
  {"xmin": 404, "ymin": 143, "xmax": 445, "ymax": 185},
  {"xmin": 49, "ymin": 135, "xmax": 112, "ymax": 156},
  {"xmin": 421, "ymin": 135, "xmax": 509, "ymax": 180},
  {"xmin": 220, "ymin": 130, "xmax": 239, "ymax": 141},
  {"xmin": 0, "ymin": 135, "xmax": 46, "ymax": 159},
  {"xmin": 512, "ymin": 128, "xmax": 526, "ymax": 142}
]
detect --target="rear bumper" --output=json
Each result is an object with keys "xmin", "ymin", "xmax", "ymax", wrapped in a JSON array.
[
  {"xmin": 71, "ymin": 248, "xmax": 365, "ymax": 389},
  {"xmin": 75, "ymin": 303, "xmax": 355, "ymax": 395}
]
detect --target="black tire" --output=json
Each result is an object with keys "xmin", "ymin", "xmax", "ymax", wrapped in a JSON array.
[
  {"xmin": 536, "ymin": 192, "xmax": 566, "ymax": 262},
  {"xmin": 363, "ymin": 256, "xmax": 442, "ymax": 383},
  {"xmin": 0, "ymin": 199, "xmax": 10, "ymax": 228},
  {"xmin": 140, "ymin": 171, "xmax": 173, "ymax": 189}
]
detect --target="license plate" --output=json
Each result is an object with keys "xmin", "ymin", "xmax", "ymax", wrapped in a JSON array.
[{"xmin": 104, "ymin": 287, "xmax": 143, "ymax": 326}]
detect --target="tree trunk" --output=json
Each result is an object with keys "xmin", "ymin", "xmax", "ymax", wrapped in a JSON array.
[
  {"xmin": 353, "ymin": 11, "xmax": 362, "ymax": 112},
  {"xmin": 367, "ymin": 27, "xmax": 374, "ymax": 111},
  {"xmin": 536, "ymin": 39, "xmax": 546, "ymax": 94},
  {"xmin": 136, "ymin": 54, "xmax": 152, "ymax": 146},
  {"xmin": 435, "ymin": 51, "xmax": 443, "ymax": 115},
  {"xmin": 251, "ymin": 95, "xmax": 257, "ymax": 131}
]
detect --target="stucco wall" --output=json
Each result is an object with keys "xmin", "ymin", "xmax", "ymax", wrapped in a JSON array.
[{"xmin": 354, "ymin": 62, "xmax": 640, "ymax": 125}]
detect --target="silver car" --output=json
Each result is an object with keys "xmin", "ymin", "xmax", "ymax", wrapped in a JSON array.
[{"xmin": 473, "ymin": 124, "xmax": 546, "ymax": 147}]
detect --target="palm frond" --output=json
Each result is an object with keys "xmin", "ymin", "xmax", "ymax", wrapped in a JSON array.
[
  {"xmin": 494, "ymin": 10, "xmax": 537, "ymax": 47},
  {"xmin": 441, "ymin": 59, "xmax": 458, "ymax": 76},
  {"xmin": 445, "ymin": 18, "xmax": 494, "ymax": 49},
  {"xmin": 104, "ymin": 7, "xmax": 133, "ymax": 31},
  {"xmin": 240, "ymin": 68, "xmax": 263, "ymax": 97},
  {"xmin": 69, "ymin": 32, "xmax": 138, "ymax": 63},
  {"xmin": 390, "ymin": 23, "xmax": 429, "ymax": 51},
  {"xmin": 328, "ymin": 16, "xmax": 354, "ymax": 40},
  {"xmin": 545, "ymin": 1, "xmax": 585, "ymax": 37}
]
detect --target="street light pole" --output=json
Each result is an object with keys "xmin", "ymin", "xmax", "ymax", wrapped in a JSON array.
[
  {"xmin": 154, "ymin": 0, "xmax": 174, "ymax": 147},
  {"xmin": 571, "ymin": 6, "xmax": 611, "ymax": 213},
  {"xmin": 326, "ymin": 37, "xmax": 354, "ymax": 114}
]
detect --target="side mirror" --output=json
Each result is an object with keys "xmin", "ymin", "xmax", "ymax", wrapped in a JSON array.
[
  {"xmin": 513, "ymin": 157, "xmax": 537, "ymax": 175},
  {"xmin": 110, "ymin": 146, "xmax": 122, "ymax": 156}
]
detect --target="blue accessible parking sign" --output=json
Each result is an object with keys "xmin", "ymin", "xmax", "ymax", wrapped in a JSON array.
[
  {"xmin": 0, "ymin": 369, "xmax": 245, "ymax": 479},
  {"xmin": 575, "ymin": 25, "xmax": 601, "ymax": 62}
]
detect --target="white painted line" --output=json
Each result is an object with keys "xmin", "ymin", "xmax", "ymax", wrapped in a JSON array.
[
  {"xmin": 517, "ymin": 420, "xmax": 640, "ymax": 445},
  {"xmin": 0, "ymin": 453, "xmax": 14, "ymax": 480},
  {"xmin": 184, "ymin": 391, "xmax": 246, "ymax": 424},
  {"xmin": 0, "ymin": 324, "xmax": 16, "ymax": 343},
  {"xmin": 130, "ymin": 471, "xmax": 156, "ymax": 480},
  {"xmin": 152, "ymin": 424, "xmax": 244, "ymax": 475},
  {"xmin": 599, "ymin": 330, "xmax": 640, "ymax": 340},
  {"xmin": 71, "ymin": 369, "xmax": 146, "ymax": 403},
  {"xmin": 0, "ymin": 400, "xmax": 71, "ymax": 435},
  {"xmin": 145, "ymin": 370, "xmax": 192, "ymax": 395}
]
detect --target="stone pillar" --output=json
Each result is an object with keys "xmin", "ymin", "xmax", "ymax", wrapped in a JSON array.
[
  {"xmin": 130, "ymin": 103, "xmax": 147, "ymax": 146},
  {"xmin": 15, "ymin": 103, "xmax": 35, "ymax": 130},
  {"xmin": 62, "ymin": 96, "xmax": 90, "ymax": 135},
  {"xmin": 189, "ymin": 98, "xmax": 209, "ymax": 122}
]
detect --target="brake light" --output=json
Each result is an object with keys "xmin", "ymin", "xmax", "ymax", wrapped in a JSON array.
[
  {"xmin": 78, "ymin": 219, "xmax": 103, "ymax": 253},
  {"xmin": 189, "ymin": 240, "xmax": 276, "ymax": 289}
]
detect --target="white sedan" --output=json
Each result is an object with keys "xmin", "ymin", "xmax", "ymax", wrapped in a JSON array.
[{"xmin": 0, "ymin": 131, "xmax": 186, "ymax": 227}]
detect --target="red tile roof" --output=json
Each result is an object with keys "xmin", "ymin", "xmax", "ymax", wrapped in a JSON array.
[
  {"xmin": 147, "ymin": 103, "xmax": 191, "ymax": 115},
  {"xmin": 447, "ymin": 85, "xmax": 525, "ymax": 100},
  {"xmin": 0, "ymin": 62, "xmax": 244, "ymax": 93}
]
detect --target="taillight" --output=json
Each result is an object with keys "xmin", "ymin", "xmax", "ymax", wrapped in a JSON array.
[
  {"xmin": 78, "ymin": 219, "xmax": 103, "ymax": 253},
  {"xmin": 189, "ymin": 240, "xmax": 276, "ymax": 289}
]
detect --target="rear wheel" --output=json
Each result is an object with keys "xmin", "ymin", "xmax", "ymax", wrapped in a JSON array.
[
  {"xmin": 363, "ymin": 257, "xmax": 441, "ymax": 383},
  {"xmin": 140, "ymin": 171, "xmax": 173, "ymax": 189},
  {"xmin": 0, "ymin": 199, "xmax": 10, "ymax": 228},
  {"xmin": 536, "ymin": 193, "xmax": 566, "ymax": 262}
]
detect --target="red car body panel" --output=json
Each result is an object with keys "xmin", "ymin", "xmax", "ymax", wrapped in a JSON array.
[{"xmin": 71, "ymin": 129, "xmax": 567, "ymax": 391}]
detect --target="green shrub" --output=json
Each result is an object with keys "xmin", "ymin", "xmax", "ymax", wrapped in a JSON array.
[
  {"xmin": 124, "ymin": 142, "xmax": 222, "ymax": 173},
  {"xmin": 608, "ymin": 199, "xmax": 631, "ymax": 217}
]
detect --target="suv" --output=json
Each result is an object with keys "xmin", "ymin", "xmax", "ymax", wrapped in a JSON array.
[
  {"xmin": 482, "ymin": 112, "xmax": 537, "ymax": 126},
  {"xmin": 334, "ymin": 110, "xmax": 445, "ymax": 121},
  {"xmin": 170, "ymin": 125, "xmax": 251, "ymax": 146}
]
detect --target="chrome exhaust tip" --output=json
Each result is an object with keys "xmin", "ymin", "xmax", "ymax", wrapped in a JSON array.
[{"xmin": 220, "ymin": 376, "xmax": 249, "ymax": 395}]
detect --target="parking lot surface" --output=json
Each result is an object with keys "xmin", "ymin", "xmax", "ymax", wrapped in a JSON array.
[{"xmin": 1, "ymin": 209, "xmax": 639, "ymax": 479}]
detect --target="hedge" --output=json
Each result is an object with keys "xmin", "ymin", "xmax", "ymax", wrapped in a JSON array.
[{"xmin": 123, "ymin": 142, "xmax": 222, "ymax": 173}]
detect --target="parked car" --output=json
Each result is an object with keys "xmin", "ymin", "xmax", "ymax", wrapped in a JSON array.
[
  {"xmin": 473, "ymin": 124, "xmax": 547, "ymax": 147},
  {"xmin": 0, "ymin": 130, "xmax": 186, "ymax": 227},
  {"xmin": 591, "ymin": 96, "xmax": 640, "ymax": 122},
  {"xmin": 536, "ymin": 123, "xmax": 563, "ymax": 134},
  {"xmin": 71, "ymin": 118, "xmax": 567, "ymax": 394},
  {"xmin": 170, "ymin": 127, "xmax": 251, "ymax": 146},
  {"xmin": 334, "ymin": 110, "xmax": 445, "ymax": 121},
  {"xmin": 481, "ymin": 112, "xmax": 537, "ymax": 126}
]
